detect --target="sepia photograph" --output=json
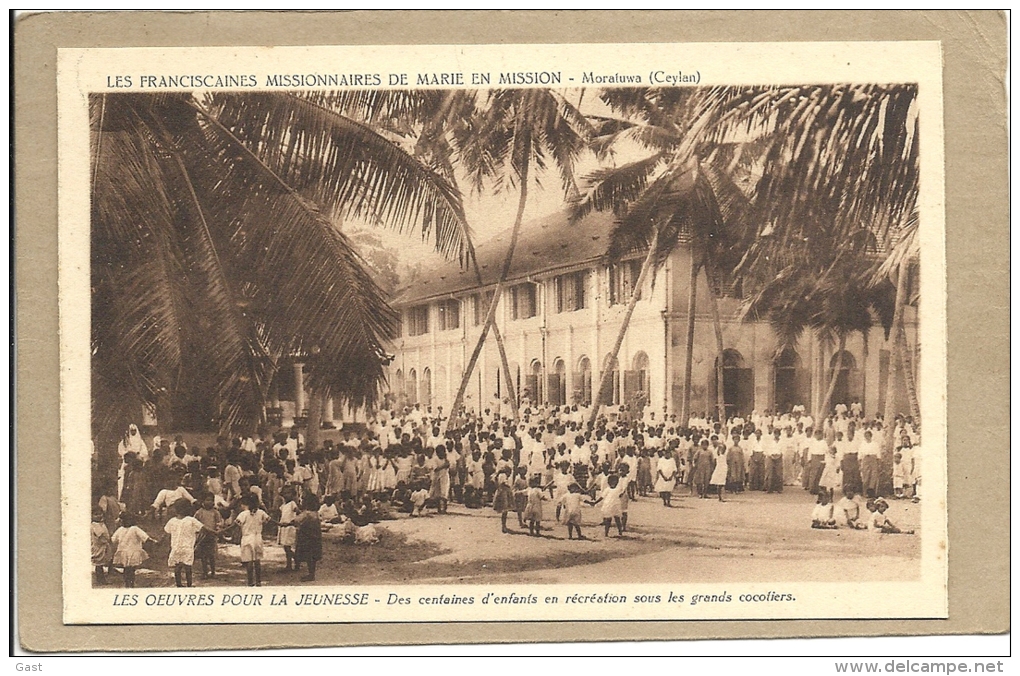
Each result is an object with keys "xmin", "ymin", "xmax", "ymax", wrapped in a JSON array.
[{"xmin": 57, "ymin": 40, "xmax": 948, "ymax": 624}]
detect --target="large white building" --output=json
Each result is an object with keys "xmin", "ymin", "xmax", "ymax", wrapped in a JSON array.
[{"xmin": 384, "ymin": 209, "xmax": 918, "ymax": 422}]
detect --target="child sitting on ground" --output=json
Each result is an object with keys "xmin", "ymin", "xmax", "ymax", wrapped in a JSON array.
[
  {"xmin": 868, "ymin": 497, "xmax": 915, "ymax": 534},
  {"xmin": 836, "ymin": 489, "xmax": 867, "ymax": 529},
  {"xmin": 811, "ymin": 492, "xmax": 837, "ymax": 529},
  {"xmin": 410, "ymin": 481, "xmax": 429, "ymax": 517}
]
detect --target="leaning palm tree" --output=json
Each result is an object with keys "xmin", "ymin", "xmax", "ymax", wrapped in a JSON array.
[
  {"xmin": 574, "ymin": 84, "xmax": 918, "ymax": 426},
  {"xmin": 445, "ymin": 88, "xmax": 594, "ymax": 423},
  {"xmin": 572, "ymin": 87, "xmax": 762, "ymax": 426},
  {"xmin": 91, "ymin": 91, "xmax": 472, "ymax": 465},
  {"xmin": 319, "ymin": 88, "xmax": 522, "ymax": 421}
]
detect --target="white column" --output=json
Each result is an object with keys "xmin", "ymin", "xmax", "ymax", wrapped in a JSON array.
[
  {"xmin": 294, "ymin": 362, "xmax": 306, "ymax": 416},
  {"xmin": 323, "ymin": 397, "xmax": 334, "ymax": 426}
]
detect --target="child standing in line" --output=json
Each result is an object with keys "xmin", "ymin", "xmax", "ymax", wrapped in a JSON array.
[
  {"xmin": 278, "ymin": 487, "xmax": 300, "ymax": 572},
  {"xmin": 91, "ymin": 508, "xmax": 113, "ymax": 585},
  {"xmin": 616, "ymin": 463, "xmax": 632, "ymax": 532},
  {"xmin": 522, "ymin": 475, "xmax": 549, "ymax": 537},
  {"xmin": 654, "ymin": 449, "xmax": 677, "ymax": 507},
  {"xmin": 164, "ymin": 500, "xmax": 215, "ymax": 588},
  {"xmin": 111, "ymin": 512, "xmax": 155, "ymax": 588},
  {"xmin": 512, "ymin": 467, "xmax": 530, "ymax": 530},
  {"xmin": 590, "ymin": 474, "xmax": 625, "ymax": 538},
  {"xmin": 818, "ymin": 446, "xmax": 841, "ymax": 503},
  {"xmin": 892, "ymin": 452, "xmax": 909, "ymax": 499},
  {"xmin": 294, "ymin": 495, "xmax": 323, "ymax": 582},
  {"xmin": 492, "ymin": 467, "xmax": 514, "ymax": 533},
  {"xmin": 560, "ymin": 483, "xmax": 585, "ymax": 540},
  {"xmin": 552, "ymin": 461, "xmax": 573, "ymax": 522},
  {"xmin": 232, "ymin": 494, "xmax": 274, "ymax": 587},
  {"xmin": 193, "ymin": 494, "xmax": 224, "ymax": 579},
  {"xmin": 709, "ymin": 445, "xmax": 728, "ymax": 502}
]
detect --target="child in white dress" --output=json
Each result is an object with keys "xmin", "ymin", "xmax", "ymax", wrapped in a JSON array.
[
  {"xmin": 590, "ymin": 474, "xmax": 625, "ymax": 538},
  {"xmin": 233, "ymin": 494, "xmax": 275, "ymax": 586},
  {"xmin": 811, "ymin": 492, "xmax": 837, "ymax": 529},
  {"xmin": 709, "ymin": 447, "xmax": 728, "ymax": 502},
  {"xmin": 164, "ymin": 501, "xmax": 216, "ymax": 587},
  {"xmin": 111, "ymin": 512, "xmax": 156, "ymax": 588}
]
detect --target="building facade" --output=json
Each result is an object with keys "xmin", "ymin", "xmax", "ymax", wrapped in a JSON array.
[{"xmin": 385, "ymin": 210, "xmax": 919, "ymax": 422}]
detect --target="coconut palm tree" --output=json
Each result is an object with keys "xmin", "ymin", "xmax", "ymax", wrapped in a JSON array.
[
  {"xmin": 316, "ymin": 88, "xmax": 523, "ymax": 421},
  {"xmin": 572, "ymin": 87, "xmax": 762, "ymax": 426},
  {"xmin": 445, "ymin": 88, "xmax": 594, "ymax": 422},
  {"xmin": 91, "ymin": 91, "xmax": 472, "ymax": 462},
  {"xmin": 573, "ymin": 83, "xmax": 918, "ymax": 426}
]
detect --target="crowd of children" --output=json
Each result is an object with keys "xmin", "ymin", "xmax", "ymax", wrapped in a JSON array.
[{"xmin": 92, "ymin": 400, "xmax": 921, "ymax": 587}]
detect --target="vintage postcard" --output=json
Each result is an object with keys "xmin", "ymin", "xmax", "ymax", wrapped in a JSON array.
[{"xmin": 58, "ymin": 40, "xmax": 948, "ymax": 626}]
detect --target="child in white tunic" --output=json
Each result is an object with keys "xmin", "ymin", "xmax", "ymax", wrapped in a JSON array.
[
  {"xmin": 164, "ymin": 502, "xmax": 212, "ymax": 587},
  {"xmin": 591, "ymin": 474, "xmax": 625, "ymax": 538},
  {"xmin": 233, "ymin": 495, "xmax": 274, "ymax": 586},
  {"xmin": 709, "ymin": 447, "xmax": 728, "ymax": 502}
]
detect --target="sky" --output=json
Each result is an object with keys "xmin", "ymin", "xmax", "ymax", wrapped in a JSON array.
[{"xmin": 343, "ymin": 87, "xmax": 642, "ymax": 281}]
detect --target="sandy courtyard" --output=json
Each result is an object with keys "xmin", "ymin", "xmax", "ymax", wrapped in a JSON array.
[{"xmin": 124, "ymin": 487, "xmax": 922, "ymax": 588}]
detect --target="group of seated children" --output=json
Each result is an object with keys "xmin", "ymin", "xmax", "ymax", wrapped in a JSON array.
[{"xmin": 811, "ymin": 491, "xmax": 914, "ymax": 534}]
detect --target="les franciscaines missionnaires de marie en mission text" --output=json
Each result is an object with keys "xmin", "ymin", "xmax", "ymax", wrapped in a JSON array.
[{"xmin": 104, "ymin": 69, "xmax": 698, "ymax": 90}]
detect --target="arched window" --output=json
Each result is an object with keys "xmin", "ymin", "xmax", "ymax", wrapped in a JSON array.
[
  {"xmin": 601, "ymin": 354, "xmax": 621, "ymax": 406},
  {"xmin": 773, "ymin": 347, "xmax": 809, "ymax": 414},
  {"xmin": 394, "ymin": 369, "xmax": 405, "ymax": 407},
  {"xmin": 575, "ymin": 356, "xmax": 592, "ymax": 406},
  {"xmin": 548, "ymin": 358, "xmax": 567, "ymax": 406},
  {"xmin": 625, "ymin": 351, "xmax": 650, "ymax": 407},
  {"xmin": 525, "ymin": 360, "xmax": 544, "ymax": 404},
  {"xmin": 436, "ymin": 366, "xmax": 447, "ymax": 408},
  {"xmin": 714, "ymin": 348, "xmax": 754, "ymax": 419},
  {"xmin": 407, "ymin": 368, "xmax": 418, "ymax": 406},
  {"xmin": 421, "ymin": 367, "xmax": 432, "ymax": 408},
  {"xmin": 827, "ymin": 350, "xmax": 861, "ymax": 412}
]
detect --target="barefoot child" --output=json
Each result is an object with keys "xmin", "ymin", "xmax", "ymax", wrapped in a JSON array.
[
  {"xmin": 233, "ymin": 494, "xmax": 275, "ymax": 586},
  {"xmin": 193, "ymin": 494, "xmax": 224, "ymax": 579},
  {"xmin": 836, "ymin": 488, "xmax": 867, "ymax": 529},
  {"xmin": 91, "ymin": 508, "xmax": 113, "ymax": 585},
  {"xmin": 560, "ymin": 483, "xmax": 585, "ymax": 540},
  {"xmin": 810, "ymin": 492, "xmax": 837, "ymax": 529},
  {"xmin": 111, "ymin": 512, "xmax": 155, "ymax": 588},
  {"xmin": 589, "ymin": 474, "xmax": 625, "ymax": 538},
  {"xmin": 868, "ymin": 498, "xmax": 915, "ymax": 534},
  {"xmin": 164, "ymin": 500, "xmax": 217, "ymax": 587},
  {"xmin": 492, "ymin": 467, "xmax": 514, "ymax": 533},
  {"xmin": 512, "ymin": 467, "xmax": 530, "ymax": 529},
  {"xmin": 278, "ymin": 487, "xmax": 300, "ymax": 572},
  {"xmin": 616, "ymin": 462, "xmax": 632, "ymax": 532},
  {"xmin": 654, "ymin": 449, "xmax": 677, "ymax": 507},
  {"xmin": 294, "ymin": 495, "xmax": 323, "ymax": 582},
  {"xmin": 522, "ymin": 475, "xmax": 549, "ymax": 537},
  {"xmin": 709, "ymin": 446, "xmax": 728, "ymax": 502}
]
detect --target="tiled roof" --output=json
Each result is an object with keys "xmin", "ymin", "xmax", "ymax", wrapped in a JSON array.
[{"xmin": 391, "ymin": 209, "xmax": 621, "ymax": 306}]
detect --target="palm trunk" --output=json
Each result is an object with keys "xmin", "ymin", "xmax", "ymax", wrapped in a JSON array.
[
  {"xmin": 490, "ymin": 319, "xmax": 519, "ymax": 419},
  {"xmin": 462, "ymin": 241, "xmax": 519, "ymax": 422},
  {"xmin": 707, "ymin": 267, "xmax": 726, "ymax": 423},
  {"xmin": 820, "ymin": 334, "xmax": 847, "ymax": 418},
  {"xmin": 449, "ymin": 129, "xmax": 531, "ymax": 424},
  {"xmin": 679, "ymin": 256, "xmax": 700, "ymax": 426},
  {"xmin": 897, "ymin": 315, "xmax": 921, "ymax": 423},
  {"xmin": 587, "ymin": 230, "xmax": 660, "ymax": 427},
  {"xmin": 878, "ymin": 260, "xmax": 912, "ymax": 496}
]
